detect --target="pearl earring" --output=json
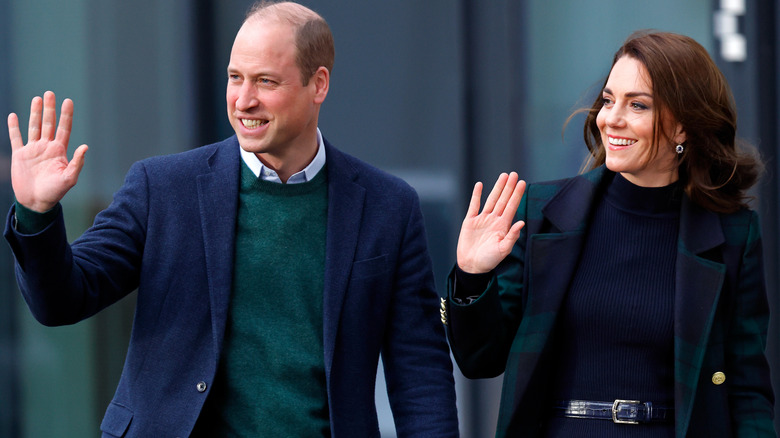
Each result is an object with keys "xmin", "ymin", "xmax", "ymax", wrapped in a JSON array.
[{"xmin": 675, "ymin": 144, "xmax": 684, "ymax": 154}]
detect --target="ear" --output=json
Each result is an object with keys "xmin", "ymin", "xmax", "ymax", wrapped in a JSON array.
[
  {"xmin": 312, "ymin": 66, "xmax": 329, "ymax": 104},
  {"xmin": 673, "ymin": 122, "xmax": 686, "ymax": 145}
]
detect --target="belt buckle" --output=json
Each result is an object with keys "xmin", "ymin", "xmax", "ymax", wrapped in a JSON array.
[{"xmin": 612, "ymin": 399, "xmax": 640, "ymax": 425}]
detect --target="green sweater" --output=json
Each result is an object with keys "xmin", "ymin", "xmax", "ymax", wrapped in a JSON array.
[{"xmin": 196, "ymin": 163, "xmax": 330, "ymax": 436}]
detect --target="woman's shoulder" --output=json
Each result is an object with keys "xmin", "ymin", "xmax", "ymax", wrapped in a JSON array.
[
  {"xmin": 718, "ymin": 206, "xmax": 761, "ymax": 246},
  {"xmin": 525, "ymin": 166, "xmax": 607, "ymax": 202}
]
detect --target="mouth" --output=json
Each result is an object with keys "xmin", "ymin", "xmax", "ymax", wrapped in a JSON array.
[
  {"xmin": 241, "ymin": 119, "xmax": 269, "ymax": 129},
  {"xmin": 607, "ymin": 136, "xmax": 637, "ymax": 147}
]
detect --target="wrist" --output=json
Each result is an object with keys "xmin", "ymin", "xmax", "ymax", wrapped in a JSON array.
[
  {"xmin": 17, "ymin": 199, "xmax": 56, "ymax": 214},
  {"xmin": 14, "ymin": 201, "xmax": 59, "ymax": 234},
  {"xmin": 456, "ymin": 261, "xmax": 490, "ymax": 275}
]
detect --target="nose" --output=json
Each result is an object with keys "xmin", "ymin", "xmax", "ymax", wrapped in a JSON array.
[
  {"xmin": 604, "ymin": 105, "xmax": 626, "ymax": 128},
  {"xmin": 235, "ymin": 82, "xmax": 258, "ymax": 111}
]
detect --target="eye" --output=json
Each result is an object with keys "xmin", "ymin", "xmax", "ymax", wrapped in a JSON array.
[
  {"xmin": 631, "ymin": 101, "xmax": 649, "ymax": 110},
  {"xmin": 601, "ymin": 96, "xmax": 614, "ymax": 107}
]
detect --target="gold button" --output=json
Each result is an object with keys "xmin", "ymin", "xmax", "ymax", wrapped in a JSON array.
[{"xmin": 712, "ymin": 372, "xmax": 726, "ymax": 385}]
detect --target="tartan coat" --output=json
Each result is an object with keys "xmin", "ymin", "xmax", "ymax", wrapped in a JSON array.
[
  {"xmin": 446, "ymin": 165, "xmax": 774, "ymax": 437},
  {"xmin": 5, "ymin": 136, "xmax": 458, "ymax": 437}
]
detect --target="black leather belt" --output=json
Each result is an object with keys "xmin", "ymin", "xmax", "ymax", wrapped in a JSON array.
[{"xmin": 553, "ymin": 399, "xmax": 674, "ymax": 424}]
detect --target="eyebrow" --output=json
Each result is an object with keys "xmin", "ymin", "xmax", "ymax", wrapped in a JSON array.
[{"xmin": 602, "ymin": 87, "xmax": 653, "ymax": 99}]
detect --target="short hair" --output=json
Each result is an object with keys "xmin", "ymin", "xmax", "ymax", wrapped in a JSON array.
[
  {"xmin": 581, "ymin": 30, "xmax": 762, "ymax": 213},
  {"xmin": 244, "ymin": 1, "xmax": 335, "ymax": 85}
]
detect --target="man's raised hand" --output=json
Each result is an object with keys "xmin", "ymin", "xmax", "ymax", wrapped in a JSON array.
[{"xmin": 8, "ymin": 91, "xmax": 88, "ymax": 212}]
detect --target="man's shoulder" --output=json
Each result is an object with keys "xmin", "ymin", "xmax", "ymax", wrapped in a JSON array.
[
  {"xmin": 325, "ymin": 141, "xmax": 416, "ymax": 197},
  {"xmin": 136, "ymin": 136, "xmax": 238, "ymax": 173}
]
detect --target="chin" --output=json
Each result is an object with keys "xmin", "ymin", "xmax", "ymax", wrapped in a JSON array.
[
  {"xmin": 238, "ymin": 140, "xmax": 266, "ymax": 154},
  {"xmin": 604, "ymin": 159, "xmax": 623, "ymax": 173}
]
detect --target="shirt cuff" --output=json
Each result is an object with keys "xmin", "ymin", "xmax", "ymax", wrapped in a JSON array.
[
  {"xmin": 452, "ymin": 265, "xmax": 492, "ymax": 304},
  {"xmin": 14, "ymin": 202, "xmax": 58, "ymax": 234}
]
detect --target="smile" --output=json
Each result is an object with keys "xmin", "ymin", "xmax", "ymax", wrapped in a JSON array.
[
  {"xmin": 241, "ymin": 119, "xmax": 268, "ymax": 129},
  {"xmin": 608, "ymin": 136, "xmax": 637, "ymax": 146}
]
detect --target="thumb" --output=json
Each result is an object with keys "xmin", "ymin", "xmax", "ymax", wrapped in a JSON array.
[
  {"xmin": 64, "ymin": 144, "xmax": 89, "ymax": 182},
  {"xmin": 501, "ymin": 220, "xmax": 525, "ymax": 251}
]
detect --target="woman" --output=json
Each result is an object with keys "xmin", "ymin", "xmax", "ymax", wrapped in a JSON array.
[{"xmin": 445, "ymin": 31, "xmax": 774, "ymax": 437}]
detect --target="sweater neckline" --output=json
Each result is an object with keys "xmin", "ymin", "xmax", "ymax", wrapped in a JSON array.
[{"xmin": 604, "ymin": 172, "xmax": 682, "ymax": 217}]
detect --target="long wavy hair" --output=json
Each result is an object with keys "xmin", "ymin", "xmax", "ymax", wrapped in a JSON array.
[{"xmin": 581, "ymin": 30, "xmax": 762, "ymax": 213}]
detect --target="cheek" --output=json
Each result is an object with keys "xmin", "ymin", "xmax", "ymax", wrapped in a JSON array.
[
  {"xmin": 225, "ymin": 91, "xmax": 236, "ymax": 107},
  {"xmin": 225, "ymin": 83, "xmax": 244, "ymax": 104},
  {"xmin": 595, "ymin": 110, "xmax": 607, "ymax": 131}
]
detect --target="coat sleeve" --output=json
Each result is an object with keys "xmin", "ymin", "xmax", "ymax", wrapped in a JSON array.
[
  {"xmin": 726, "ymin": 211, "xmax": 775, "ymax": 436},
  {"xmin": 4, "ymin": 161, "xmax": 149, "ymax": 326},
  {"xmin": 379, "ymin": 191, "xmax": 460, "ymax": 437},
  {"xmin": 445, "ymin": 189, "xmax": 529, "ymax": 379}
]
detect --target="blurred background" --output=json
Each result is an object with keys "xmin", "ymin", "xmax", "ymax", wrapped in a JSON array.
[{"xmin": 0, "ymin": 0, "xmax": 777, "ymax": 436}]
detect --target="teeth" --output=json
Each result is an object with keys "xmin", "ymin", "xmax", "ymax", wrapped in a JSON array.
[
  {"xmin": 608, "ymin": 136, "xmax": 636, "ymax": 146},
  {"xmin": 241, "ymin": 119, "xmax": 268, "ymax": 129}
]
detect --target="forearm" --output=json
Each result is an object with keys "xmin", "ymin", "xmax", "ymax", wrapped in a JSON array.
[
  {"xmin": 5, "ymin": 204, "xmax": 90, "ymax": 325},
  {"xmin": 383, "ymin": 198, "xmax": 458, "ymax": 436},
  {"xmin": 446, "ymin": 268, "xmax": 512, "ymax": 378}
]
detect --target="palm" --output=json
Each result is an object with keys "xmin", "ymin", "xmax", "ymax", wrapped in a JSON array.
[
  {"xmin": 457, "ymin": 172, "xmax": 526, "ymax": 274},
  {"xmin": 8, "ymin": 92, "xmax": 88, "ymax": 213}
]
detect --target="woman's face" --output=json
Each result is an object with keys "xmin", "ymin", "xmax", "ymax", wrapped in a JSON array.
[{"xmin": 596, "ymin": 56, "xmax": 685, "ymax": 187}]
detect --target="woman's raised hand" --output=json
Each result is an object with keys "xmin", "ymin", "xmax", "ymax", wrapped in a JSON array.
[
  {"xmin": 456, "ymin": 172, "xmax": 526, "ymax": 274},
  {"xmin": 8, "ymin": 91, "xmax": 88, "ymax": 212}
]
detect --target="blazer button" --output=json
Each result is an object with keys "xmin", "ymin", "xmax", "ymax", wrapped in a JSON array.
[
  {"xmin": 712, "ymin": 372, "xmax": 726, "ymax": 385},
  {"xmin": 196, "ymin": 381, "xmax": 208, "ymax": 393}
]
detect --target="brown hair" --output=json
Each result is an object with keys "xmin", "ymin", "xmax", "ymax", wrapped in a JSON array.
[
  {"xmin": 581, "ymin": 30, "xmax": 762, "ymax": 213},
  {"xmin": 245, "ymin": 1, "xmax": 335, "ymax": 85}
]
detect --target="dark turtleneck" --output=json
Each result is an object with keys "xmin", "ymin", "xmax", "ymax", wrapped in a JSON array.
[{"xmin": 544, "ymin": 172, "xmax": 681, "ymax": 438}]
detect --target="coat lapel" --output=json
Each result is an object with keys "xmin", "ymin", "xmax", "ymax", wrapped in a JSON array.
[
  {"xmin": 196, "ymin": 137, "xmax": 240, "ymax": 363},
  {"xmin": 504, "ymin": 168, "xmax": 604, "ymax": 428},
  {"xmin": 674, "ymin": 197, "xmax": 726, "ymax": 437},
  {"xmin": 321, "ymin": 141, "xmax": 365, "ymax": 375},
  {"xmin": 520, "ymin": 168, "xmax": 603, "ymax": 338}
]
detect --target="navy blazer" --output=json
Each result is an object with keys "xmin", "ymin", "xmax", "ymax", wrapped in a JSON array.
[
  {"xmin": 5, "ymin": 136, "xmax": 458, "ymax": 437},
  {"xmin": 446, "ymin": 166, "xmax": 774, "ymax": 437}
]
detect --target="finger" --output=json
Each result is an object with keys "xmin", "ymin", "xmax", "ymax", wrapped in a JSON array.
[
  {"xmin": 27, "ymin": 96, "xmax": 43, "ymax": 142},
  {"xmin": 41, "ymin": 91, "xmax": 57, "ymax": 141},
  {"xmin": 8, "ymin": 113, "xmax": 24, "ymax": 151},
  {"xmin": 55, "ymin": 98, "xmax": 74, "ymax": 148},
  {"xmin": 464, "ymin": 182, "xmax": 483, "ymax": 218},
  {"xmin": 64, "ymin": 144, "xmax": 89, "ymax": 182},
  {"xmin": 504, "ymin": 179, "xmax": 526, "ymax": 220},
  {"xmin": 482, "ymin": 173, "xmax": 508, "ymax": 214},
  {"xmin": 493, "ymin": 172, "xmax": 519, "ymax": 216}
]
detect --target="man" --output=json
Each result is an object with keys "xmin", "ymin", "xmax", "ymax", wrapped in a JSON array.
[{"xmin": 4, "ymin": 1, "xmax": 458, "ymax": 436}]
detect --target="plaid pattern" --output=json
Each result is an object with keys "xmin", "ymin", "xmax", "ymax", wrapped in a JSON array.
[{"xmin": 447, "ymin": 166, "xmax": 774, "ymax": 437}]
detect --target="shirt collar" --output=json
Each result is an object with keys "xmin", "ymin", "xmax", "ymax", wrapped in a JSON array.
[{"xmin": 239, "ymin": 128, "xmax": 326, "ymax": 184}]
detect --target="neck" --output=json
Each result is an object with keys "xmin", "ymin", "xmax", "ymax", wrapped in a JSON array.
[{"xmin": 257, "ymin": 133, "xmax": 319, "ymax": 183}]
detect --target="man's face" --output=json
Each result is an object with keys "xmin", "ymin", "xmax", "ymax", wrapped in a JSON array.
[{"xmin": 226, "ymin": 19, "xmax": 321, "ymax": 164}]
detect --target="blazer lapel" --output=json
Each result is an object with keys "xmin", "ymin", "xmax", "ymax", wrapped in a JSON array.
[
  {"xmin": 321, "ymin": 141, "xmax": 365, "ymax": 375},
  {"xmin": 519, "ymin": 170, "xmax": 602, "ymax": 340},
  {"xmin": 196, "ymin": 137, "xmax": 241, "ymax": 363},
  {"xmin": 674, "ymin": 197, "xmax": 726, "ymax": 437},
  {"xmin": 520, "ymin": 167, "xmax": 605, "ymax": 335},
  {"xmin": 504, "ymin": 168, "xmax": 605, "ymax": 427}
]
